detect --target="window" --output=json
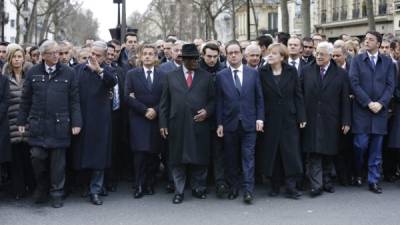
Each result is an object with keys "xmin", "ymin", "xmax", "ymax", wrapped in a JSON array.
[
  {"xmin": 379, "ymin": 0, "xmax": 387, "ymax": 15},
  {"xmin": 10, "ymin": 19, "xmax": 15, "ymax": 28},
  {"xmin": 353, "ymin": 0, "xmax": 360, "ymax": 19},
  {"xmin": 268, "ymin": 12, "xmax": 278, "ymax": 30}
]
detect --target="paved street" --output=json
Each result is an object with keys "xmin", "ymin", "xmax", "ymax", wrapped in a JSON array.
[{"xmin": 0, "ymin": 182, "xmax": 399, "ymax": 225}]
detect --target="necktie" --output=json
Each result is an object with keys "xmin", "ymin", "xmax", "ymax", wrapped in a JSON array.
[
  {"xmin": 186, "ymin": 71, "xmax": 193, "ymax": 88},
  {"xmin": 291, "ymin": 60, "xmax": 296, "ymax": 68},
  {"xmin": 320, "ymin": 67, "xmax": 326, "ymax": 80},
  {"xmin": 146, "ymin": 70, "xmax": 152, "ymax": 90},
  {"xmin": 48, "ymin": 67, "xmax": 54, "ymax": 76},
  {"xmin": 112, "ymin": 77, "xmax": 120, "ymax": 111},
  {"xmin": 370, "ymin": 55, "xmax": 376, "ymax": 70},
  {"xmin": 233, "ymin": 69, "xmax": 242, "ymax": 93}
]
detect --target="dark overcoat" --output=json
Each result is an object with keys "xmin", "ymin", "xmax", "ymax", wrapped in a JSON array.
[
  {"xmin": 349, "ymin": 52, "xmax": 395, "ymax": 135},
  {"xmin": 125, "ymin": 67, "xmax": 165, "ymax": 152},
  {"xmin": 388, "ymin": 60, "xmax": 400, "ymax": 148},
  {"xmin": 159, "ymin": 67, "xmax": 215, "ymax": 166},
  {"xmin": 258, "ymin": 63, "xmax": 306, "ymax": 176},
  {"xmin": 72, "ymin": 64, "xmax": 117, "ymax": 170},
  {"xmin": 301, "ymin": 61, "xmax": 351, "ymax": 155}
]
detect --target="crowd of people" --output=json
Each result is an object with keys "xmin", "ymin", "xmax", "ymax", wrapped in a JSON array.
[{"xmin": 0, "ymin": 30, "xmax": 399, "ymax": 208}]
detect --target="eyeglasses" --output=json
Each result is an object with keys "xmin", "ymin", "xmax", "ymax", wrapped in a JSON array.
[
  {"xmin": 227, "ymin": 51, "xmax": 241, "ymax": 56},
  {"xmin": 44, "ymin": 51, "xmax": 59, "ymax": 56}
]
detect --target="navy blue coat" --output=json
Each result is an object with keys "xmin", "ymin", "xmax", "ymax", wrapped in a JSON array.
[
  {"xmin": 72, "ymin": 64, "xmax": 117, "ymax": 170},
  {"xmin": 125, "ymin": 67, "xmax": 165, "ymax": 152},
  {"xmin": 17, "ymin": 63, "xmax": 82, "ymax": 149},
  {"xmin": 349, "ymin": 52, "xmax": 395, "ymax": 135},
  {"xmin": 216, "ymin": 65, "xmax": 264, "ymax": 132}
]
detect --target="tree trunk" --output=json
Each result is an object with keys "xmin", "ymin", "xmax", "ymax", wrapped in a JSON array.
[
  {"xmin": 366, "ymin": 0, "xmax": 376, "ymax": 31},
  {"xmin": 280, "ymin": 0, "xmax": 289, "ymax": 33},
  {"xmin": 39, "ymin": 12, "xmax": 52, "ymax": 41},
  {"xmin": 211, "ymin": 16, "xmax": 218, "ymax": 40},
  {"xmin": 301, "ymin": 0, "xmax": 311, "ymax": 37},
  {"xmin": 250, "ymin": 0, "xmax": 258, "ymax": 38},
  {"xmin": 24, "ymin": 0, "xmax": 38, "ymax": 43}
]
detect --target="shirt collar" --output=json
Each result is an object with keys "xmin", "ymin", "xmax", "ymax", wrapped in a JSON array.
[
  {"xmin": 230, "ymin": 64, "xmax": 243, "ymax": 73},
  {"xmin": 182, "ymin": 65, "xmax": 193, "ymax": 75},
  {"xmin": 143, "ymin": 66, "xmax": 154, "ymax": 74},
  {"xmin": 367, "ymin": 51, "xmax": 379, "ymax": 59},
  {"xmin": 321, "ymin": 62, "xmax": 330, "ymax": 72},
  {"xmin": 45, "ymin": 63, "xmax": 56, "ymax": 72}
]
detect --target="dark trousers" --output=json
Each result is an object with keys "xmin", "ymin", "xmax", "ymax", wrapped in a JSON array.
[
  {"xmin": 353, "ymin": 134, "xmax": 383, "ymax": 184},
  {"xmin": 171, "ymin": 164, "xmax": 207, "ymax": 194},
  {"xmin": 210, "ymin": 131, "xmax": 226, "ymax": 186},
  {"xmin": 383, "ymin": 148, "xmax": 400, "ymax": 179},
  {"xmin": 306, "ymin": 153, "xmax": 334, "ymax": 190},
  {"xmin": 271, "ymin": 149, "xmax": 298, "ymax": 191},
  {"xmin": 134, "ymin": 151, "xmax": 158, "ymax": 188},
  {"xmin": 30, "ymin": 147, "xmax": 66, "ymax": 198},
  {"xmin": 224, "ymin": 122, "xmax": 256, "ymax": 193},
  {"xmin": 335, "ymin": 133, "xmax": 355, "ymax": 184},
  {"xmin": 11, "ymin": 142, "xmax": 35, "ymax": 196},
  {"xmin": 76, "ymin": 170, "xmax": 104, "ymax": 195}
]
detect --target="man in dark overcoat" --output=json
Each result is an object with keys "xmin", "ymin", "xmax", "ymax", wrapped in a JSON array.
[
  {"xmin": 125, "ymin": 44, "xmax": 165, "ymax": 198},
  {"xmin": 350, "ymin": 31, "xmax": 395, "ymax": 194},
  {"xmin": 159, "ymin": 43, "xmax": 215, "ymax": 204},
  {"xmin": 0, "ymin": 73, "xmax": 10, "ymax": 164},
  {"xmin": 73, "ymin": 41, "xmax": 118, "ymax": 205},
  {"xmin": 17, "ymin": 40, "xmax": 82, "ymax": 208},
  {"xmin": 301, "ymin": 42, "xmax": 351, "ymax": 197}
]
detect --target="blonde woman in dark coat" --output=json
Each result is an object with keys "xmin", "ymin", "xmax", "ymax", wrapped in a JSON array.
[{"xmin": 2, "ymin": 44, "xmax": 34, "ymax": 199}]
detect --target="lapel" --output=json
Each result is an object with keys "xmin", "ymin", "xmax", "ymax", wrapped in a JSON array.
[
  {"xmin": 362, "ymin": 52, "xmax": 376, "ymax": 72},
  {"xmin": 321, "ymin": 61, "xmax": 338, "ymax": 90},
  {"xmin": 278, "ymin": 64, "xmax": 292, "ymax": 91},
  {"xmin": 226, "ymin": 68, "xmax": 241, "ymax": 97},
  {"xmin": 176, "ymin": 67, "xmax": 189, "ymax": 90},
  {"xmin": 152, "ymin": 68, "xmax": 160, "ymax": 91},
  {"xmin": 242, "ymin": 66, "xmax": 252, "ymax": 96},
  {"xmin": 138, "ymin": 68, "xmax": 151, "ymax": 92},
  {"xmin": 189, "ymin": 69, "xmax": 201, "ymax": 91}
]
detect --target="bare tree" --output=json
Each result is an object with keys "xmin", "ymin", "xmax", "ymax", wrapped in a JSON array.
[
  {"xmin": 280, "ymin": 0, "xmax": 289, "ymax": 33},
  {"xmin": 366, "ymin": 0, "xmax": 376, "ymax": 31},
  {"xmin": 192, "ymin": 0, "xmax": 232, "ymax": 40},
  {"xmin": 10, "ymin": 0, "xmax": 23, "ymax": 43}
]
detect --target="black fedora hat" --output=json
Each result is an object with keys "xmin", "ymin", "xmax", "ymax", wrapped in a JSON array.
[{"xmin": 181, "ymin": 43, "xmax": 200, "ymax": 58}]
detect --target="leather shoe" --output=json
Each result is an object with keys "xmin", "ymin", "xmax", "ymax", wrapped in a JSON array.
[
  {"xmin": 228, "ymin": 190, "xmax": 239, "ymax": 200},
  {"xmin": 51, "ymin": 197, "xmax": 63, "ymax": 208},
  {"xmin": 144, "ymin": 186, "xmax": 154, "ymax": 195},
  {"xmin": 192, "ymin": 189, "xmax": 207, "ymax": 199},
  {"xmin": 285, "ymin": 188, "xmax": 302, "ymax": 200},
  {"xmin": 172, "ymin": 194, "xmax": 184, "ymax": 204},
  {"xmin": 243, "ymin": 192, "xmax": 253, "ymax": 204},
  {"xmin": 310, "ymin": 188, "xmax": 323, "ymax": 197},
  {"xmin": 353, "ymin": 177, "xmax": 363, "ymax": 187},
  {"xmin": 33, "ymin": 189, "xmax": 48, "ymax": 204},
  {"xmin": 369, "ymin": 183, "xmax": 382, "ymax": 194},
  {"xmin": 90, "ymin": 194, "xmax": 103, "ymax": 205},
  {"xmin": 166, "ymin": 183, "xmax": 175, "ymax": 193},
  {"xmin": 134, "ymin": 187, "xmax": 144, "ymax": 199},
  {"xmin": 323, "ymin": 185, "xmax": 335, "ymax": 193},
  {"xmin": 216, "ymin": 184, "xmax": 227, "ymax": 198},
  {"xmin": 99, "ymin": 187, "xmax": 108, "ymax": 197}
]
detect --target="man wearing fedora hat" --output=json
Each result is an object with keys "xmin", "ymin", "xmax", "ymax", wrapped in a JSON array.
[{"xmin": 159, "ymin": 43, "xmax": 215, "ymax": 204}]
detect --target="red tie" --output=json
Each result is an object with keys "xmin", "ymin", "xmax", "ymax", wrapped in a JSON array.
[{"xmin": 186, "ymin": 71, "xmax": 193, "ymax": 88}]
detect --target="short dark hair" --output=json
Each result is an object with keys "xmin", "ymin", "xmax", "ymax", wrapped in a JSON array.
[
  {"xmin": 202, "ymin": 43, "xmax": 220, "ymax": 55},
  {"xmin": 124, "ymin": 32, "xmax": 137, "ymax": 43},
  {"xmin": 276, "ymin": 32, "xmax": 290, "ymax": 46},
  {"xmin": 366, "ymin": 31, "xmax": 382, "ymax": 44},
  {"xmin": 390, "ymin": 39, "xmax": 400, "ymax": 50},
  {"xmin": 107, "ymin": 44, "xmax": 115, "ymax": 50},
  {"xmin": 109, "ymin": 39, "xmax": 121, "ymax": 46},
  {"xmin": 225, "ymin": 40, "xmax": 242, "ymax": 53},
  {"xmin": 0, "ymin": 41, "xmax": 9, "ymax": 47},
  {"xmin": 256, "ymin": 35, "xmax": 273, "ymax": 49},
  {"xmin": 302, "ymin": 37, "xmax": 314, "ymax": 44},
  {"xmin": 165, "ymin": 38, "xmax": 176, "ymax": 44},
  {"xmin": 29, "ymin": 46, "xmax": 39, "ymax": 55}
]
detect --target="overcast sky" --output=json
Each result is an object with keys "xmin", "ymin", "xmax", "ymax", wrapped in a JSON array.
[{"xmin": 81, "ymin": 0, "xmax": 152, "ymax": 41}]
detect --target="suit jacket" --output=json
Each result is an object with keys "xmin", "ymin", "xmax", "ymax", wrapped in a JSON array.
[
  {"xmin": 125, "ymin": 67, "xmax": 165, "ymax": 152},
  {"xmin": 301, "ymin": 60, "xmax": 351, "ymax": 155},
  {"xmin": 159, "ymin": 61, "xmax": 180, "ymax": 74},
  {"xmin": 159, "ymin": 67, "xmax": 215, "ymax": 166},
  {"xmin": 349, "ymin": 52, "xmax": 395, "ymax": 135},
  {"xmin": 216, "ymin": 65, "xmax": 264, "ymax": 132}
]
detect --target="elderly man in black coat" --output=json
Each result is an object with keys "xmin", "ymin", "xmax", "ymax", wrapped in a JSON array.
[
  {"xmin": 159, "ymin": 43, "xmax": 215, "ymax": 204},
  {"xmin": 73, "ymin": 41, "xmax": 117, "ymax": 206},
  {"xmin": 300, "ymin": 42, "xmax": 351, "ymax": 197},
  {"xmin": 17, "ymin": 40, "xmax": 82, "ymax": 208}
]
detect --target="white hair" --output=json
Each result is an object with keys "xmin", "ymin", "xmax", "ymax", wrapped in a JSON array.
[
  {"xmin": 92, "ymin": 41, "xmax": 108, "ymax": 54},
  {"xmin": 317, "ymin": 41, "xmax": 334, "ymax": 55},
  {"xmin": 245, "ymin": 44, "xmax": 261, "ymax": 55},
  {"xmin": 39, "ymin": 40, "xmax": 58, "ymax": 55}
]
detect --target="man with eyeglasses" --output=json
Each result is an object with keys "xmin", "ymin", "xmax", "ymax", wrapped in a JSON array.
[
  {"xmin": 216, "ymin": 40, "xmax": 264, "ymax": 204},
  {"xmin": 159, "ymin": 41, "xmax": 183, "ymax": 74},
  {"xmin": 17, "ymin": 40, "xmax": 82, "ymax": 208}
]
